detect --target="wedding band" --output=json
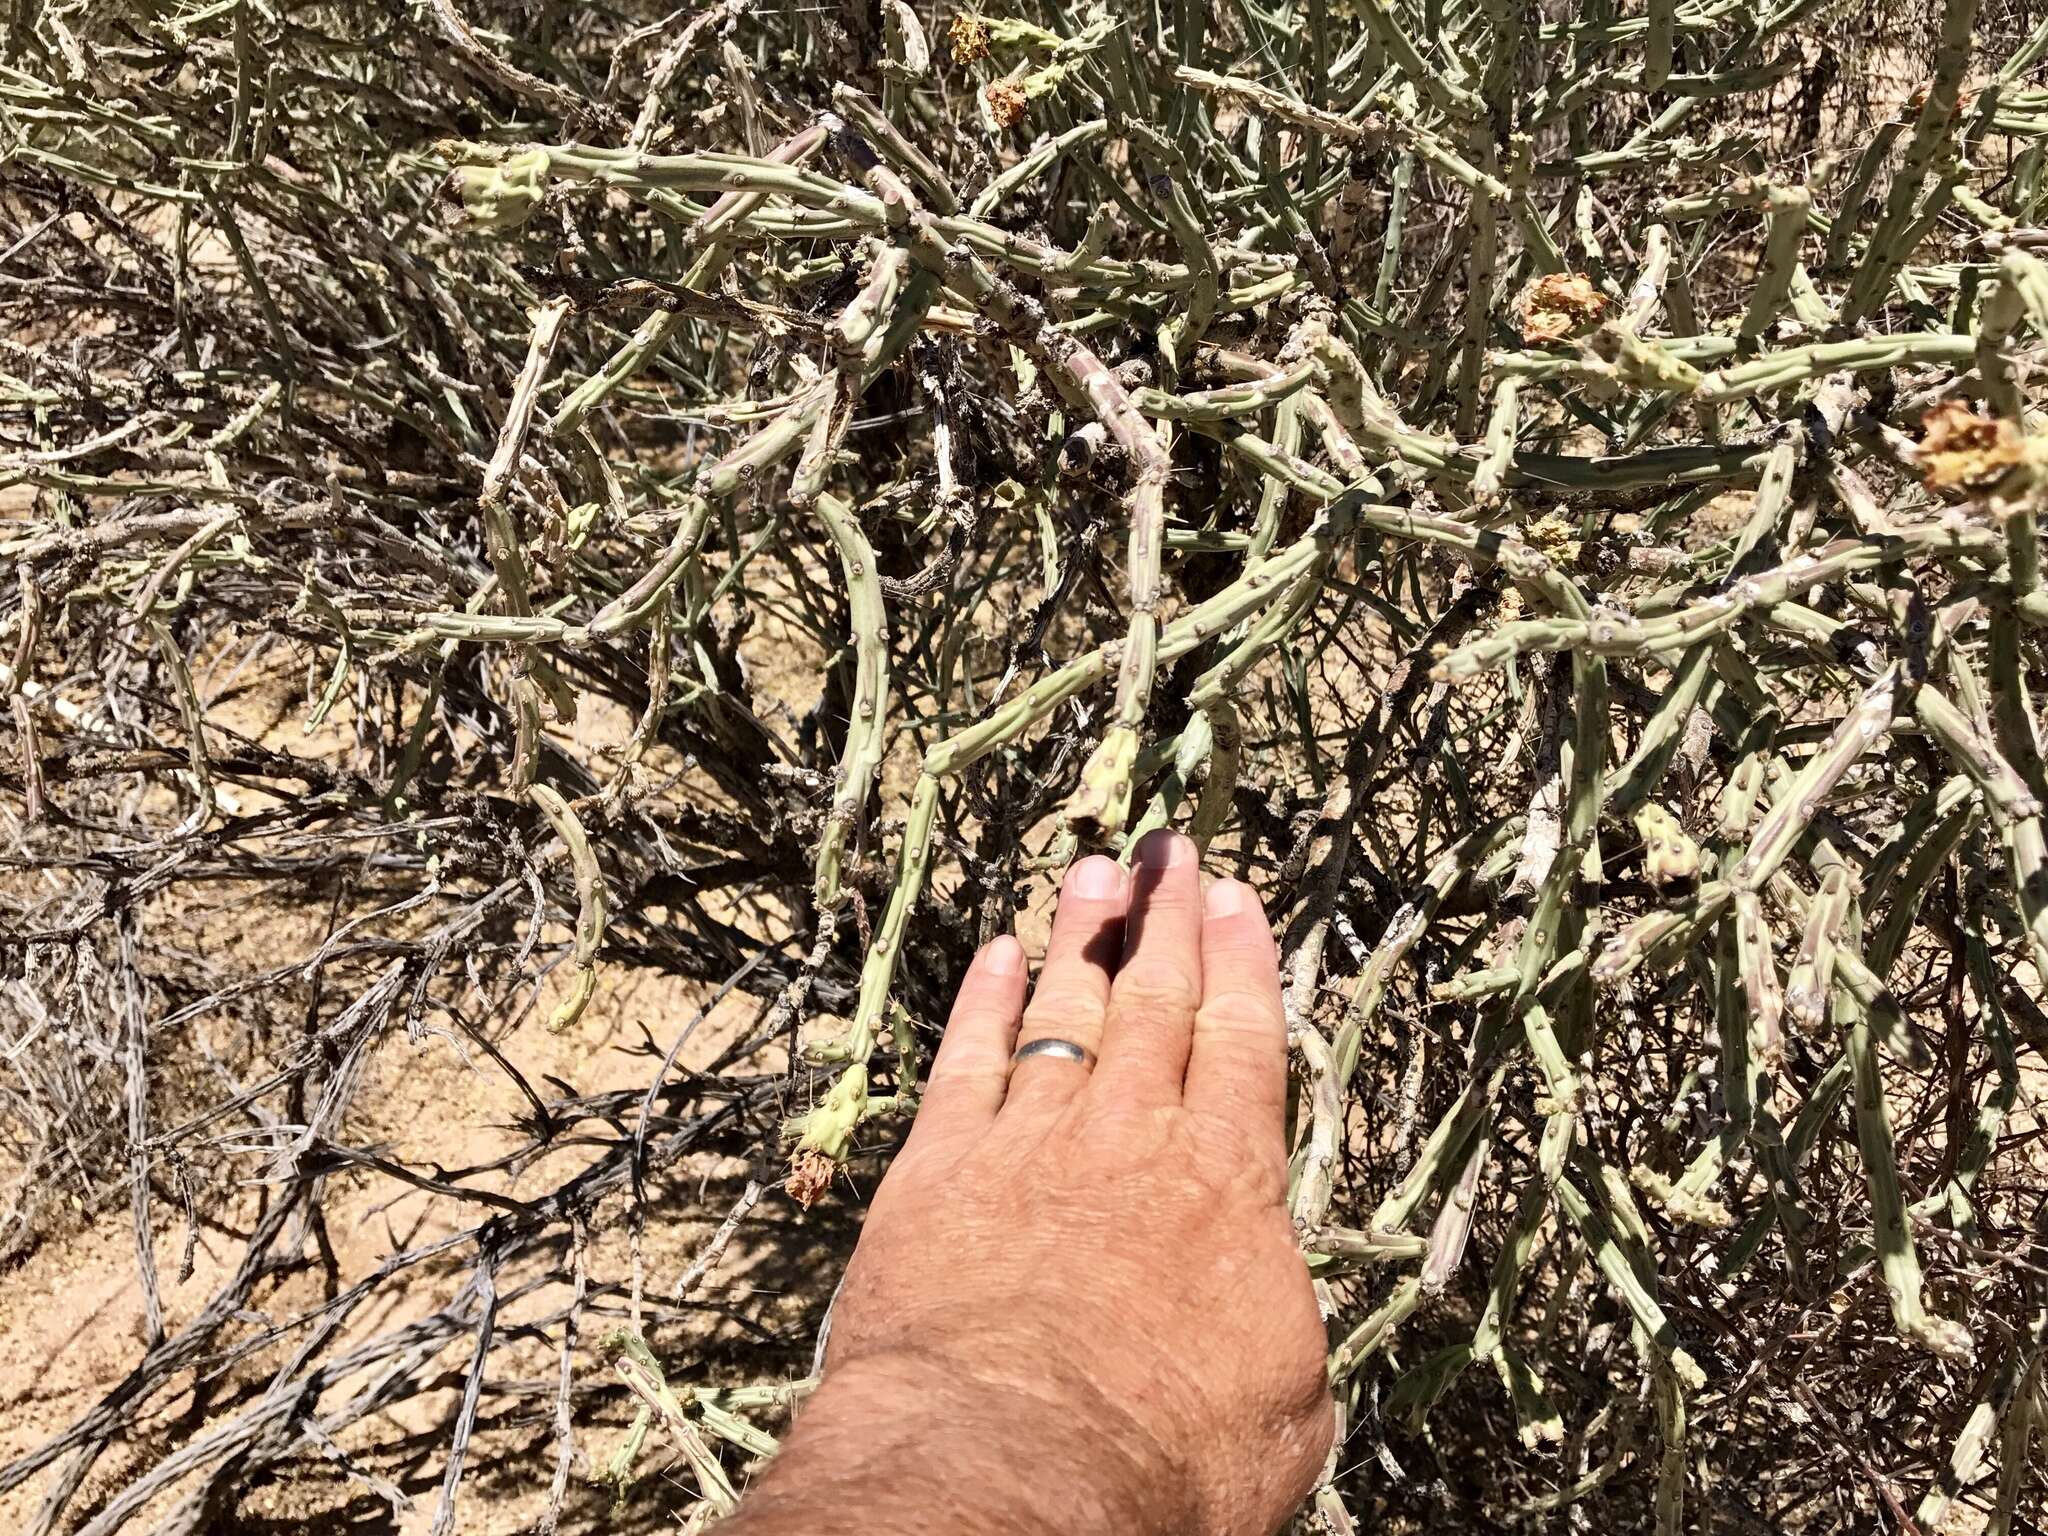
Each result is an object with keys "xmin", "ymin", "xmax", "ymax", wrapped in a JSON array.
[{"xmin": 1011, "ymin": 1037, "xmax": 1095, "ymax": 1068}]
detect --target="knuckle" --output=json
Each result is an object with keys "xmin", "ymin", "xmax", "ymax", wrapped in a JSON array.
[
  {"xmin": 1020, "ymin": 979, "xmax": 1099, "ymax": 1020},
  {"xmin": 1226, "ymin": 1150, "xmax": 1288, "ymax": 1205},
  {"xmin": 1197, "ymin": 989, "xmax": 1283, "ymax": 1036},
  {"xmin": 1111, "ymin": 970, "xmax": 1200, "ymax": 1025},
  {"xmin": 1197, "ymin": 1037, "xmax": 1283, "ymax": 1083},
  {"xmin": 1205, "ymin": 919, "xmax": 1275, "ymax": 954},
  {"xmin": 926, "ymin": 1040, "xmax": 1007, "ymax": 1084},
  {"xmin": 1017, "ymin": 1000, "xmax": 1100, "ymax": 1045},
  {"xmin": 1203, "ymin": 938, "xmax": 1273, "ymax": 974}
]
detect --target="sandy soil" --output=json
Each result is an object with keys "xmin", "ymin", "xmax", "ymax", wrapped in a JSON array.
[{"xmin": 0, "ymin": 620, "xmax": 869, "ymax": 1533}]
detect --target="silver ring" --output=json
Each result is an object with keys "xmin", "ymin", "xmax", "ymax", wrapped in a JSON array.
[{"xmin": 1011, "ymin": 1037, "xmax": 1095, "ymax": 1068}]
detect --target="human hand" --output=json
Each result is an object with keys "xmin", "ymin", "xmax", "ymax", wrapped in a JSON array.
[{"xmin": 731, "ymin": 829, "xmax": 1332, "ymax": 1536}]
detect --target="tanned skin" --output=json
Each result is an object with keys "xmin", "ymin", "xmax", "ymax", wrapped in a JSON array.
[{"xmin": 722, "ymin": 829, "xmax": 1333, "ymax": 1536}]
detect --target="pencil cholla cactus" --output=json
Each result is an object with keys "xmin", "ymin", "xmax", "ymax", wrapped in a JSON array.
[
  {"xmin": 441, "ymin": 145, "xmax": 553, "ymax": 231},
  {"xmin": 4, "ymin": 0, "xmax": 2048, "ymax": 1532}
]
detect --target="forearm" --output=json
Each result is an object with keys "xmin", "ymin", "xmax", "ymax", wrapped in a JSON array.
[{"xmin": 722, "ymin": 1353, "xmax": 1192, "ymax": 1536}]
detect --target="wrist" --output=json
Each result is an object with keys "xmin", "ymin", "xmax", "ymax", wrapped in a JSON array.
[{"xmin": 724, "ymin": 1349, "xmax": 1193, "ymax": 1536}]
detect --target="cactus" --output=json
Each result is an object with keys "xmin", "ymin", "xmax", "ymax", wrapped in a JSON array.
[{"xmin": 5, "ymin": 0, "xmax": 2048, "ymax": 1531}]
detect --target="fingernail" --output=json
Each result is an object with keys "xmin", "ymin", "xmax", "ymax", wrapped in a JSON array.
[
  {"xmin": 1070, "ymin": 855, "xmax": 1123, "ymax": 900},
  {"xmin": 984, "ymin": 935, "xmax": 1024, "ymax": 976},
  {"xmin": 1204, "ymin": 879, "xmax": 1247, "ymax": 919},
  {"xmin": 1136, "ymin": 830, "xmax": 1192, "ymax": 871}
]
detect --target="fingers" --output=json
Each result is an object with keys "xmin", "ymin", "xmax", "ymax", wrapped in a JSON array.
[
  {"xmin": 1093, "ymin": 829, "xmax": 1204, "ymax": 1102},
  {"xmin": 1181, "ymin": 878, "xmax": 1288, "ymax": 1149},
  {"xmin": 902, "ymin": 936, "xmax": 1027, "ymax": 1153},
  {"xmin": 1003, "ymin": 856, "xmax": 1126, "ymax": 1117}
]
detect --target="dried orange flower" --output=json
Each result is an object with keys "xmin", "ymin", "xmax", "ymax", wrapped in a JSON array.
[
  {"xmin": 985, "ymin": 79, "xmax": 1029, "ymax": 129},
  {"xmin": 1905, "ymin": 86, "xmax": 1972, "ymax": 120},
  {"xmin": 785, "ymin": 1148, "xmax": 835, "ymax": 1209},
  {"xmin": 949, "ymin": 12, "xmax": 991, "ymax": 64},
  {"xmin": 1920, "ymin": 401, "xmax": 2027, "ymax": 495},
  {"xmin": 1517, "ymin": 272, "xmax": 1607, "ymax": 345}
]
